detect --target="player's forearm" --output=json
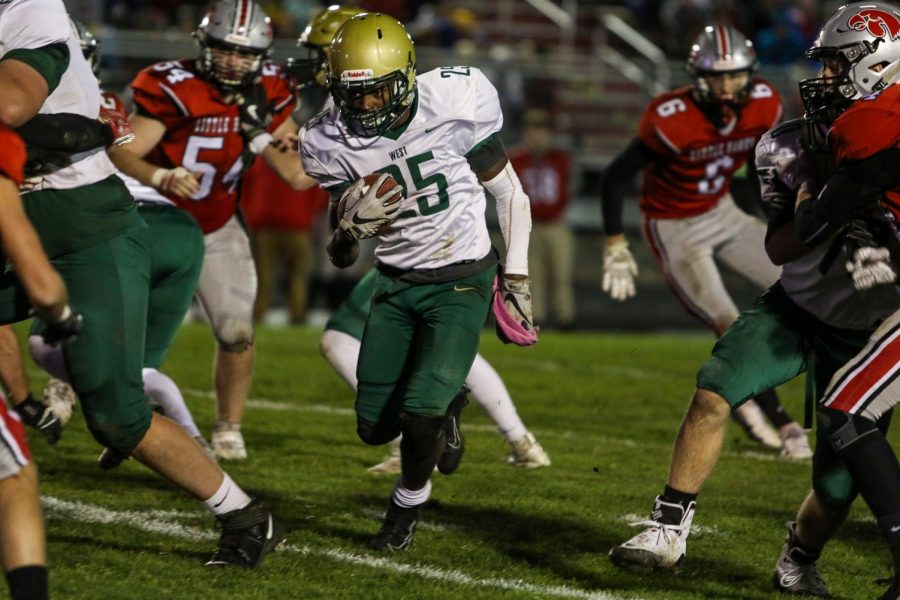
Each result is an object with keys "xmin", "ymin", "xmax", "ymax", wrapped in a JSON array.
[
  {"xmin": 108, "ymin": 146, "xmax": 163, "ymax": 187},
  {"xmin": 17, "ymin": 114, "xmax": 114, "ymax": 152},
  {"xmin": 601, "ymin": 138, "xmax": 652, "ymax": 236},
  {"xmin": 261, "ymin": 147, "xmax": 317, "ymax": 191},
  {"xmin": 0, "ymin": 325, "xmax": 31, "ymax": 403},
  {"xmin": 0, "ymin": 184, "xmax": 67, "ymax": 319}
]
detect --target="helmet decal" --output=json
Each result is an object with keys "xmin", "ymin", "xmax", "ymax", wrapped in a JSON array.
[
  {"xmin": 713, "ymin": 25, "xmax": 733, "ymax": 62},
  {"xmin": 847, "ymin": 8, "xmax": 900, "ymax": 41}
]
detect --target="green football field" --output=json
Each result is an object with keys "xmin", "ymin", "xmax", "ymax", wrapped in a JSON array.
[{"xmin": 17, "ymin": 323, "xmax": 895, "ymax": 599}]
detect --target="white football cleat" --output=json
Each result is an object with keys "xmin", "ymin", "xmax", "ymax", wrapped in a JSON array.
[
  {"xmin": 772, "ymin": 522, "xmax": 832, "ymax": 597},
  {"xmin": 507, "ymin": 432, "xmax": 551, "ymax": 468},
  {"xmin": 780, "ymin": 428, "xmax": 813, "ymax": 460},
  {"xmin": 42, "ymin": 377, "xmax": 76, "ymax": 425},
  {"xmin": 732, "ymin": 400, "xmax": 782, "ymax": 449},
  {"xmin": 212, "ymin": 422, "xmax": 247, "ymax": 461},
  {"xmin": 609, "ymin": 496, "xmax": 695, "ymax": 570},
  {"xmin": 368, "ymin": 437, "xmax": 401, "ymax": 474}
]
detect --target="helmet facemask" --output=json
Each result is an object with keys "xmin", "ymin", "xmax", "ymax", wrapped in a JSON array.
[
  {"xmin": 799, "ymin": 50, "xmax": 856, "ymax": 124},
  {"xmin": 198, "ymin": 37, "xmax": 266, "ymax": 91},
  {"xmin": 331, "ymin": 67, "xmax": 414, "ymax": 137},
  {"xmin": 286, "ymin": 43, "xmax": 327, "ymax": 89}
]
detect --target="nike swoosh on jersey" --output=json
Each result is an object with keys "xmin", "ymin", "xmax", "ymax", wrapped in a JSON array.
[{"xmin": 453, "ymin": 285, "xmax": 479, "ymax": 293}]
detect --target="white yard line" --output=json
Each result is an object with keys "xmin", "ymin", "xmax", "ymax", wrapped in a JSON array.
[{"xmin": 43, "ymin": 496, "xmax": 635, "ymax": 600}]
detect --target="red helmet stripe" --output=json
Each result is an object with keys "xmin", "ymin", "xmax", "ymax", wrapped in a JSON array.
[
  {"xmin": 233, "ymin": 0, "xmax": 250, "ymax": 34},
  {"xmin": 715, "ymin": 25, "xmax": 731, "ymax": 60}
]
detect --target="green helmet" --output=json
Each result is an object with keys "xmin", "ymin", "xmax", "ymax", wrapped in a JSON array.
[
  {"xmin": 290, "ymin": 5, "xmax": 363, "ymax": 89},
  {"xmin": 328, "ymin": 13, "xmax": 416, "ymax": 137}
]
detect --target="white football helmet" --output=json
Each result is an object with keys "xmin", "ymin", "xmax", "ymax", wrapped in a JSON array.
[
  {"xmin": 800, "ymin": 2, "xmax": 900, "ymax": 118},
  {"xmin": 194, "ymin": 0, "xmax": 274, "ymax": 90},
  {"xmin": 686, "ymin": 25, "xmax": 758, "ymax": 107}
]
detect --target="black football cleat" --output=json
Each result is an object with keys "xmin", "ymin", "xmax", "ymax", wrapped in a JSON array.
[
  {"xmin": 97, "ymin": 447, "xmax": 130, "ymax": 470},
  {"xmin": 371, "ymin": 500, "xmax": 419, "ymax": 552},
  {"xmin": 206, "ymin": 498, "xmax": 284, "ymax": 568},
  {"xmin": 436, "ymin": 389, "xmax": 469, "ymax": 475}
]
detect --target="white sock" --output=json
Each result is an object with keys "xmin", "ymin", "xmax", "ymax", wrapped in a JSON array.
[
  {"xmin": 143, "ymin": 368, "xmax": 201, "ymax": 438},
  {"xmin": 466, "ymin": 354, "xmax": 527, "ymax": 442},
  {"xmin": 28, "ymin": 335, "xmax": 69, "ymax": 381},
  {"xmin": 320, "ymin": 329, "xmax": 361, "ymax": 390},
  {"xmin": 203, "ymin": 473, "xmax": 251, "ymax": 516},
  {"xmin": 392, "ymin": 478, "xmax": 431, "ymax": 508}
]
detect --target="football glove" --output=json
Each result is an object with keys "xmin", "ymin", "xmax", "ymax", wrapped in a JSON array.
[
  {"xmin": 235, "ymin": 85, "xmax": 273, "ymax": 154},
  {"xmin": 14, "ymin": 395, "xmax": 63, "ymax": 445},
  {"xmin": 846, "ymin": 246, "xmax": 896, "ymax": 290},
  {"xmin": 602, "ymin": 239, "xmax": 638, "ymax": 301},
  {"xmin": 98, "ymin": 105, "xmax": 135, "ymax": 146},
  {"xmin": 41, "ymin": 305, "xmax": 83, "ymax": 347},
  {"xmin": 500, "ymin": 275, "xmax": 535, "ymax": 332},
  {"xmin": 337, "ymin": 174, "xmax": 403, "ymax": 240}
]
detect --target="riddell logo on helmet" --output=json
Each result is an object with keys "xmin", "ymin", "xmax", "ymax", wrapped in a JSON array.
[
  {"xmin": 341, "ymin": 69, "xmax": 374, "ymax": 83},
  {"xmin": 848, "ymin": 8, "xmax": 900, "ymax": 40}
]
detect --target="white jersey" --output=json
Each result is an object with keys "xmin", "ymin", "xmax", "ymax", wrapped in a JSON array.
[
  {"xmin": 0, "ymin": 0, "xmax": 116, "ymax": 190},
  {"xmin": 300, "ymin": 66, "xmax": 502, "ymax": 270},
  {"xmin": 755, "ymin": 119, "xmax": 900, "ymax": 330}
]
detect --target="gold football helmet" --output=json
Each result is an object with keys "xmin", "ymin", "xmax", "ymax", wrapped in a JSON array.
[
  {"xmin": 328, "ymin": 13, "xmax": 416, "ymax": 137},
  {"xmin": 291, "ymin": 5, "xmax": 364, "ymax": 89}
]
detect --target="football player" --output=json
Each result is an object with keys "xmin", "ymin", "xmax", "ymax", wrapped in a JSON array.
[
  {"xmin": 300, "ymin": 14, "xmax": 534, "ymax": 550},
  {"xmin": 0, "ymin": 123, "xmax": 76, "ymax": 600},
  {"xmin": 0, "ymin": 0, "xmax": 283, "ymax": 568},
  {"xmin": 609, "ymin": 17, "xmax": 900, "ymax": 595},
  {"xmin": 110, "ymin": 0, "xmax": 316, "ymax": 461},
  {"xmin": 26, "ymin": 17, "xmax": 214, "ymax": 460},
  {"xmin": 791, "ymin": 4, "xmax": 900, "ymax": 597},
  {"xmin": 599, "ymin": 25, "xmax": 810, "ymax": 458},
  {"xmin": 296, "ymin": 5, "xmax": 548, "ymax": 473}
]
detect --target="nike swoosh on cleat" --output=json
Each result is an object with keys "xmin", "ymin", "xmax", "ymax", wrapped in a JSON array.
[
  {"xmin": 892, "ymin": 525, "xmax": 900, "ymax": 533},
  {"xmin": 779, "ymin": 572, "xmax": 803, "ymax": 588},
  {"xmin": 266, "ymin": 514, "xmax": 274, "ymax": 540}
]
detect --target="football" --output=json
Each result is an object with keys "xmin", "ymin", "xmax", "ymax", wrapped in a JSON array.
[{"xmin": 361, "ymin": 172, "xmax": 402, "ymax": 204}]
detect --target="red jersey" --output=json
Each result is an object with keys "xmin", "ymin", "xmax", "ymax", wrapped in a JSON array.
[
  {"xmin": 242, "ymin": 158, "xmax": 328, "ymax": 231},
  {"xmin": 638, "ymin": 80, "xmax": 782, "ymax": 219},
  {"xmin": 509, "ymin": 148, "xmax": 571, "ymax": 222},
  {"xmin": 829, "ymin": 83, "xmax": 900, "ymax": 222},
  {"xmin": 131, "ymin": 59, "xmax": 295, "ymax": 233},
  {"xmin": 0, "ymin": 125, "xmax": 26, "ymax": 186}
]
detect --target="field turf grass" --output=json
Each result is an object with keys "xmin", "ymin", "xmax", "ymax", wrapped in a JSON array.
[{"xmin": 17, "ymin": 323, "xmax": 895, "ymax": 599}]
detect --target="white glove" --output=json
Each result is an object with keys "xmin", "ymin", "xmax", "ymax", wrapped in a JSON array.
[
  {"xmin": 846, "ymin": 246, "xmax": 896, "ymax": 291},
  {"xmin": 337, "ymin": 173, "xmax": 403, "ymax": 240},
  {"xmin": 20, "ymin": 175, "xmax": 43, "ymax": 192},
  {"xmin": 501, "ymin": 275, "xmax": 535, "ymax": 331},
  {"xmin": 602, "ymin": 239, "xmax": 638, "ymax": 301}
]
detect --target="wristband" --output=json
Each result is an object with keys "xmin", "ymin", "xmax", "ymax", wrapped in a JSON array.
[{"xmin": 248, "ymin": 133, "xmax": 274, "ymax": 155}]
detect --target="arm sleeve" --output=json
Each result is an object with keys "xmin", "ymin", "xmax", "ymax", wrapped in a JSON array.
[
  {"xmin": 1, "ymin": 43, "xmax": 69, "ymax": 95},
  {"xmin": 17, "ymin": 113, "xmax": 113, "ymax": 152},
  {"xmin": 482, "ymin": 161, "xmax": 531, "ymax": 275},
  {"xmin": 600, "ymin": 137, "xmax": 655, "ymax": 235}
]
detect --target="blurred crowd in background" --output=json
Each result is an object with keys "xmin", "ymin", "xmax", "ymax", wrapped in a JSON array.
[{"xmin": 67, "ymin": 0, "xmax": 840, "ymax": 65}]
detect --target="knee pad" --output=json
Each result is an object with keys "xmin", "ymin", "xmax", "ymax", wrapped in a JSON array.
[
  {"xmin": 215, "ymin": 319, "xmax": 254, "ymax": 352},
  {"xmin": 819, "ymin": 407, "xmax": 878, "ymax": 452},
  {"xmin": 357, "ymin": 417, "xmax": 400, "ymax": 446}
]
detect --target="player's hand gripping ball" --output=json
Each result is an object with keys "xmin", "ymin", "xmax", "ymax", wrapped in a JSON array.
[{"xmin": 337, "ymin": 172, "xmax": 404, "ymax": 239}]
